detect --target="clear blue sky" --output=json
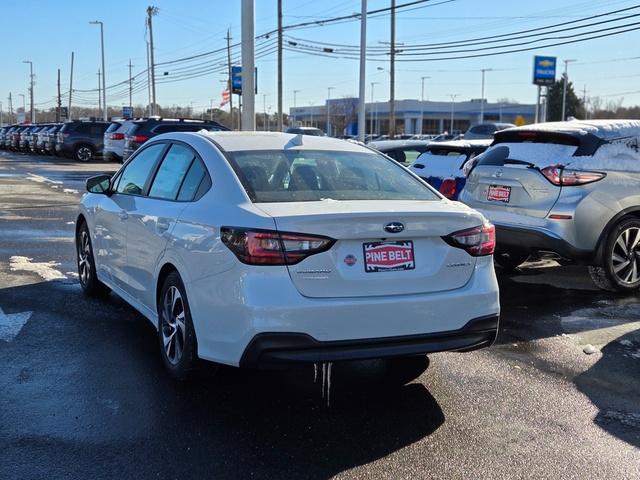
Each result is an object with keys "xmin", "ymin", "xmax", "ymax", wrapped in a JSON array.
[{"xmin": 1, "ymin": 0, "xmax": 639, "ymax": 114}]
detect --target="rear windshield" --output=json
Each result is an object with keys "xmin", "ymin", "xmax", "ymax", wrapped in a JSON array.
[
  {"xmin": 226, "ymin": 149, "xmax": 440, "ymax": 203},
  {"xmin": 105, "ymin": 122, "xmax": 122, "ymax": 133}
]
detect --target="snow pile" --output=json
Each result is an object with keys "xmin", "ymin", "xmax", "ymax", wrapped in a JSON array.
[
  {"xmin": 503, "ymin": 119, "xmax": 640, "ymax": 140},
  {"xmin": 9, "ymin": 256, "xmax": 68, "ymax": 281},
  {"xmin": 573, "ymin": 142, "xmax": 640, "ymax": 172}
]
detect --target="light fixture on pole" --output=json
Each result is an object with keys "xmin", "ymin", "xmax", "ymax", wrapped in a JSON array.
[
  {"xmin": 561, "ymin": 59, "xmax": 576, "ymax": 121},
  {"xmin": 326, "ymin": 86, "xmax": 335, "ymax": 137},
  {"xmin": 480, "ymin": 68, "xmax": 492, "ymax": 123},
  {"xmin": 449, "ymin": 94, "xmax": 459, "ymax": 133},
  {"xmin": 89, "ymin": 21, "xmax": 107, "ymax": 121},
  {"xmin": 22, "ymin": 61, "xmax": 34, "ymax": 123},
  {"xmin": 420, "ymin": 75, "xmax": 430, "ymax": 135}
]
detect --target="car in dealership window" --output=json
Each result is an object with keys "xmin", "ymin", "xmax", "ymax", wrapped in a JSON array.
[
  {"xmin": 77, "ymin": 131, "xmax": 500, "ymax": 378},
  {"xmin": 459, "ymin": 119, "xmax": 640, "ymax": 292},
  {"xmin": 408, "ymin": 139, "xmax": 492, "ymax": 199}
]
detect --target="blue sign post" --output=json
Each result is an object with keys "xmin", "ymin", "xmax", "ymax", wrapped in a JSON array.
[
  {"xmin": 230, "ymin": 66, "xmax": 258, "ymax": 95},
  {"xmin": 122, "ymin": 106, "xmax": 133, "ymax": 119},
  {"xmin": 532, "ymin": 56, "xmax": 557, "ymax": 86}
]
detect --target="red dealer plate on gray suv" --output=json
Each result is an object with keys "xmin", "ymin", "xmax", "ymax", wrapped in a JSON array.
[
  {"xmin": 363, "ymin": 241, "xmax": 415, "ymax": 272},
  {"xmin": 487, "ymin": 185, "xmax": 511, "ymax": 203}
]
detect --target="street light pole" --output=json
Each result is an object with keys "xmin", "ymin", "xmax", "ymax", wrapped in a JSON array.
[
  {"xmin": 480, "ymin": 68, "xmax": 492, "ymax": 124},
  {"xmin": 357, "ymin": 0, "xmax": 367, "ymax": 142},
  {"xmin": 89, "ymin": 21, "xmax": 107, "ymax": 121},
  {"xmin": 449, "ymin": 94, "xmax": 459, "ymax": 133},
  {"xmin": 420, "ymin": 75, "xmax": 430, "ymax": 135},
  {"xmin": 241, "ymin": 0, "xmax": 256, "ymax": 130},
  {"xmin": 561, "ymin": 59, "xmax": 576, "ymax": 121},
  {"xmin": 19, "ymin": 94, "xmax": 26, "ymax": 120},
  {"xmin": 22, "ymin": 61, "xmax": 34, "ymax": 123},
  {"xmin": 370, "ymin": 81, "xmax": 379, "ymax": 136},
  {"xmin": 326, "ymin": 86, "xmax": 335, "ymax": 136},
  {"xmin": 292, "ymin": 89, "xmax": 300, "ymax": 125}
]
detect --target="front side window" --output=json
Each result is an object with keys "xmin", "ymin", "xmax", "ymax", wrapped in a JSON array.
[
  {"xmin": 227, "ymin": 149, "xmax": 439, "ymax": 203},
  {"xmin": 116, "ymin": 143, "xmax": 166, "ymax": 195},
  {"xmin": 148, "ymin": 144, "xmax": 196, "ymax": 200}
]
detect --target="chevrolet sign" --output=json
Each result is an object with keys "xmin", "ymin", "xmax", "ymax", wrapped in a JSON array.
[{"xmin": 533, "ymin": 55, "xmax": 557, "ymax": 86}]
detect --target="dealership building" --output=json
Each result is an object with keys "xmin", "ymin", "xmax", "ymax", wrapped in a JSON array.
[{"xmin": 289, "ymin": 98, "xmax": 537, "ymax": 136}]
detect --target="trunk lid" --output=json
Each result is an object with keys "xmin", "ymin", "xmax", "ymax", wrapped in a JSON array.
[{"xmin": 256, "ymin": 200, "xmax": 484, "ymax": 298}]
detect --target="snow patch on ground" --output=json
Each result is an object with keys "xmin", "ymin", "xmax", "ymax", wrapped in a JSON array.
[
  {"xmin": 26, "ymin": 173, "xmax": 62, "ymax": 185},
  {"xmin": 9, "ymin": 256, "xmax": 68, "ymax": 281},
  {"xmin": 63, "ymin": 188, "xmax": 79, "ymax": 194}
]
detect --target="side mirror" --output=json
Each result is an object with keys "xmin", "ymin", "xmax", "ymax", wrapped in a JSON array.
[{"xmin": 86, "ymin": 174, "xmax": 112, "ymax": 195}]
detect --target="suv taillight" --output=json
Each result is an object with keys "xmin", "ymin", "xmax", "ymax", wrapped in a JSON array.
[
  {"xmin": 439, "ymin": 179, "xmax": 457, "ymax": 199},
  {"xmin": 444, "ymin": 224, "xmax": 495, "ymax": 257},
  {"xmin": 111, "ymin": 133, "xmax": 125, "ymax": 140},
  {"xmin": 132, "ymin": 135, "xmax": 148, "ymax": 143},
  {"xmin": 221, "ymin": 228, "xmax": 335, "ymax": 265},
  {"xmin": 541, "ymin": 166, "xmax": 606, "ymax": 186}
]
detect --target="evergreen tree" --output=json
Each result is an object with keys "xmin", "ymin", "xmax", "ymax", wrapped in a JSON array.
[{"xmin": 546, "ymin": 78, "xmax": 585, "ymax": 121}]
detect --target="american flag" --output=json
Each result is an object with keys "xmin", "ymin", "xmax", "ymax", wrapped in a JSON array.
[{"xmin": 219, "ymin": 88, "xmax": 230, "ymax": 108}]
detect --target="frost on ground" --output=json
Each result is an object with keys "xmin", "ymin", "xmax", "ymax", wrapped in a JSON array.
[{"xmin": 9, "ymin": 256, "xmax": 68, "ymax": 281}]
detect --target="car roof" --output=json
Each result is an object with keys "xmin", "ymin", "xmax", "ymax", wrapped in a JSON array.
[
  {"xmin": 501, "ymin": 119, "xmax": 640, "ymax": 140},
  {"xmin": 368, "ymin": 139, "xmax": 432, "ymax": 150},
  {"xmin": 427, "ymin": 139, "xmax": 493, "ymax": 149},
  {"xmin": 187, "ymin": 131, "xmax": 370, "ymax": 153}
]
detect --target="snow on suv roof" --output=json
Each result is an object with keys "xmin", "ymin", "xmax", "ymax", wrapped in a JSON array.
[
  {"xmin": 199, "ymin": 131, "xmax": 369, "ymax": 153},
  {"xmin": 502, "ymin": 119, "xmax": 640, "ymax": 140}
]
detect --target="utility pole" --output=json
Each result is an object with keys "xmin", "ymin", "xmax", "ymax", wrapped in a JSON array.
[
  {"xmin": 8, "ymin": 93, "xmax": 14, "ymax": 124},
  {"xmin": 326, "ymin": 87, "xmax": 335, "ymax": 136},
  {"xmin": 480, "ymin": 68, "xmax": 492, "ymax": 123},
  {"xmin": 535, "ymin": 85, "xmax": 541, "ymax": 124},
  {"xmin": 210, "ymin": 99, "xmax": 214, "ymax": 121},
  {"xmin": 370, "ymin": 81, "xmax": 379, "ymax": 135},
  {"xmin": 89, "ymin": 21, "xmax": 107, "ymax": 121},
  {"xmin": 241, "ymin": 0, "xmax": 255, "ymax": 130},
  {"xmin": 561, "ymin": 59, "xmax": 576, "ymax": 121},
  {"xmin": 22, "ymin": 61, "xmax": 34, "ymax": 123},
  {"xmin": 263, "ymin": 94, "xmax": 268, "ymax": 131},
  {"xmin": 389, "ymin": 0, "xmax": 396, "ymax": 137},
  {"xmin": 68, "ymin": 52, "xmax": 74, "ymax": 120},
  {"xmin": 357, "ymin": 0, "xmax": 367, "ymax": 142},
  {"xmin": 147, "ymin": 6, "xmax": 159, "ymax": 115},
  {"xmin": 128, "ymin": 59, "xmax": 134, "ymax": 108},
  {"xmin": 225, "ymin": 29, "xmax": 234, "ymax": 130},
  {"xmin": 420, "ymin": 75, "xmax": 430, "ymax": 135},
  {"xmin": 0, "ymin": 102, "xmax": 3, "ymax": 127},
  {"xmin": 146, "ymin": 41, "xmax": 152, "ymax": 116},
  {"xmin": 277, "ymin": 0, "xmax": 283, "ymax": 131},
  {"xmin": 292, "ymin": 89, "xmax": 300, "ymax": 125},
  {"xmin": 57, "ymin": 69, "xmax": 62, "ymax": 122},
  {"xmin": 582, "ymin": 84, "xmax": 588, "ymax": 119},
  {"xmin": 449, "ymin": 94, "xmax": 459, "ymax": 133},
  {"xmin": 97, "ymin": 69, "xmax": 102, "ymax": 118}
]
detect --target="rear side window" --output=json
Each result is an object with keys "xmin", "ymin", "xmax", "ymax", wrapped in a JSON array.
[
  {"xmin": 148, "ymin": 144, "xmax": 196, "ymax": 200},
  {"xmin": 227, "ymin": 149, "xmax": 439, "ymax": 203},
  {"xmin": 177, "ymin": 158, "xmax": 208, "ymax": 201},
  {"xmin": 116, "ymin": 143, "xmax": 165, "ymax": 195},
  {"xmin": 91, "ymin": 125, "xmax": 108, "ymax": 135},
  {"xmin": 105, "ymin": 122, "xmax": 121, "ymax": 133},
  {"xmin": 153, "ymin": 124, "xmax": 208, "ymax": 134}
]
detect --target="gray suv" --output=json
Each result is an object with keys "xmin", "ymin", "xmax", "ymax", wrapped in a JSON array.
[{"xmin": 460, "ymin": 120, "xmax": 640, "ymax": 292}]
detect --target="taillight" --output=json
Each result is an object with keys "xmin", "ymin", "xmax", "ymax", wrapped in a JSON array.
[
  {"xmin": 541, "ymin": 166, "xmax": 605, "ymax": 186},
  {"xmin": 221, "ymin": 227, "xmax": 335, "ymax": 265},
  {"xmin": 132, "ymin": 135, "xmax": 148, "ymax": 143},
  {"xmin": 444, "ymin": 223, "xmax": 495, "ymax": 256},
  {"xmin": 111, "ymin": 133, "xmax": 125, "ymax": 140},
  {"xmin": 438, "ymin": 179, "xmax": 457, "ymax": 199}
]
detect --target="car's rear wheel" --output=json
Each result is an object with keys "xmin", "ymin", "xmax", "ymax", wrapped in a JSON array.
[
  {"xmin": 494, "ymin": 248, "xmax": 529, "ymax": 272},
  {"xmin": 74, "ymin": 144, "xmax": 94, "ymax": 162},
  {"xmin": 158, "ymin": 272, "xmax": 198, "ymax": 379},
  {"xmin": 76, "ymin": 221, "xmax": 110, "ymax": 297},
  {"xmin": 589, "ymin": 218, "xmax": 640, "ymax": 292}
]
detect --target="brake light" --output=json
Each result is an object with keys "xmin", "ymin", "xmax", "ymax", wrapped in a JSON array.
[
  {"xmin": 444, "ymin": 223, "xmax": 495, "ymax": 256},
  {"xmin": 132, "ymin": 135, "xmax": 148, "ymax": 143},
  {"xmin": 221, "ymin": 227, "xmax": 335, "ymax": 265},
  {"xmin": 439, "ymin": 179, "xmax": 457, "ymax": 199},
  {"xmin": 541, "ymin": 166, "xmax": 606, "ymax": 186},
  {"xmin": 111, "ymin": 132, "xmax": 125, "ymax": 140}
]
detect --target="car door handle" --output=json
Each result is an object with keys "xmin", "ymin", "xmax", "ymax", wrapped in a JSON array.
[
  {"xmin": 118, "ymin": 211, "xmax": 129, "ymax": 221},
  {"xmin": 156, "ymin": 220, "xmax": 171, "ymax": 234}
]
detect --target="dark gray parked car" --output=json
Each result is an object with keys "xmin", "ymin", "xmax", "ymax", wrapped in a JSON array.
[{"xmin": 56, "ymin": 121, "xmax": 110, "ymax": 162}]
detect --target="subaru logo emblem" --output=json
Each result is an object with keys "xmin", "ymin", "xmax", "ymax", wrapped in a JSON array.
[{"xmin": 384, "ymin": 222, "xmax": 405, "ymax": 234}]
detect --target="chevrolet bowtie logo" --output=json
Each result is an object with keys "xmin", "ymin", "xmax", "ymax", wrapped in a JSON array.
[{"xmin": 539, "ymin": 59, "xmax": 554, "ymax": 67}]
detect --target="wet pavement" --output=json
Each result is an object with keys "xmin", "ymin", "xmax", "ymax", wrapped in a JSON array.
[{"xmin": 0, "ymin": 150, "xmax": 639, "ymax": 479}]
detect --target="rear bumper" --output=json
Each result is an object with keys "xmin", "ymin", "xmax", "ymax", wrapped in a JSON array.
[
  {"xmin": 240, "ymin": 314, "xmax": 499, "ymax": 367},
  {"xmin": 103, "ymin": 151, "xmax": 122, "ymax": 162},
  {"xmin": 495, "ymin": 224, "xmax": 593, "ymax": 261}
]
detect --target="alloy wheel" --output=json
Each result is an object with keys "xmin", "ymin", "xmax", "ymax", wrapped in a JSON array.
[
  {"xmin": 161, "ymin": 286, "xmax": 186, "ymax": 365},
  {"xmin": 77, "ymin": 147, "xmax": 92, "ymax": 162},
  {"xmin": 611, "ymin": 226, "xmax": 640, "ymax": 285},
  {"xmin": 78, "ymin": 230, "xmax": 91, "ymax": 286}
]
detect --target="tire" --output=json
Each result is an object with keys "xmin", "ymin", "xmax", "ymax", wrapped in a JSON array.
[
  {"xmin": 158, "ymin": 271, "xmax": 198, "ymax": 380},
  {"xmin": 74, "ymin": 144, "xmax": 94, "ymax": 162},
  {"xmin": 494, "ymin": 248, "xmax": 530, "ymax": 272},
  {"xmin": 76, "ymin": 221, "xmax": 111, "ymax": 297},
  {"xmin": 589, "ymin": 217, "xmax": 640, "ymax": 293}
]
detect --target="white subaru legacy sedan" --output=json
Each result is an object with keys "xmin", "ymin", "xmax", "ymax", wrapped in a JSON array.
[{"xmin": 77, "ymin": 132, "xmax": 499, "ymax": 378}]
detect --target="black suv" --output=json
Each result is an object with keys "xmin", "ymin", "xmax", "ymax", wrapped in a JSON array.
[
  {"xmin": 122, "ymin": 118, "xmax": 228, "ymax": 161},
  {"xmin": 56, "ymin": 120, "xmax": 110, "ymax": 162}
]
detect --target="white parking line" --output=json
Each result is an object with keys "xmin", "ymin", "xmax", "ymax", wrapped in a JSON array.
[{"xmin": 0, "ymin": 307, "xmax": 32, "ymax": 342}]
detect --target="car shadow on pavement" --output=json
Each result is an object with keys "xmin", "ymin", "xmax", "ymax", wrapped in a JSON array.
[{"xmin": 0, "ymin": 280, "xmax": 445, "ymax": 479}]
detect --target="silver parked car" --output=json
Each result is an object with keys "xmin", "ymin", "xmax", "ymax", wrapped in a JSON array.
[{"xmin": 459, "ymin": 120, "xmax": 640, "ymax": 292}]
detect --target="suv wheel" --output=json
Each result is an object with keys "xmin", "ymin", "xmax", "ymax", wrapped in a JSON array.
[
  {"xmin": 494, "ymin": 248, "xmax": 529, "ymax": 272},
  {"xmin": 589, "ymin": 218, "xmax": 640, "ymax": 292},
  {"xmin": 75, "ymin": 144, "xmax": 94, "ymax": 162}
]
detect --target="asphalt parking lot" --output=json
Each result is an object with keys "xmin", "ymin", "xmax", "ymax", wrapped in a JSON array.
[{"xmin": 0, "ymin": 150, "xmax": 639, "ymax": 480}]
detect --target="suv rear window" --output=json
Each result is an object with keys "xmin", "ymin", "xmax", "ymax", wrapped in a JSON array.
[
  {"xmin": 227, "ymin": 149, "xmax": 439, "ymax": 203},
  {"xmin": 105, "ymin": 122, "xmax": 122, "ymax": 133}
]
